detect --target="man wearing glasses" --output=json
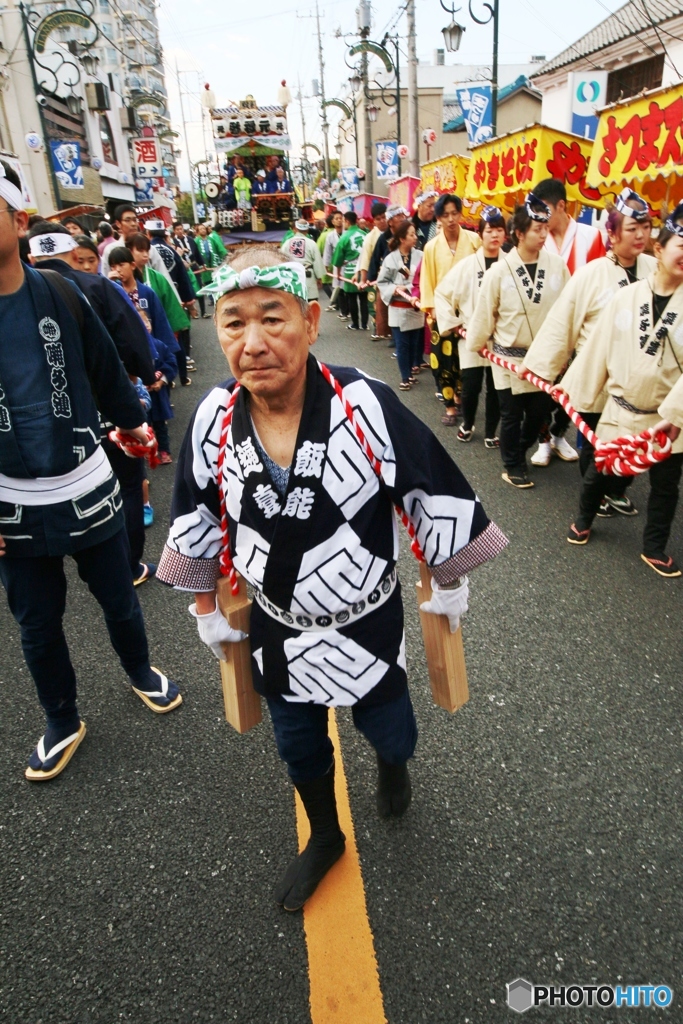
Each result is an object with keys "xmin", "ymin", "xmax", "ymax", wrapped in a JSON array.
[{"xmin": 101, "ymin": 205, "xmax": 175, "ymax": 291}]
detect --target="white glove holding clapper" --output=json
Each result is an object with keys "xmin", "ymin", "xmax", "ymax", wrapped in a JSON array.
[
  {"xmin": 188, "ymin": 603, "xmax": 248, "ymax": 661},
  {"xmin": 419, "ymin": 577, "xmax": 469, "ymax": 633}
]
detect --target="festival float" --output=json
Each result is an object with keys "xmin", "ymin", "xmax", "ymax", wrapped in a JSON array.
[{"xmin": 206, "ymin": 87, "xmax": 307, "ymax": 239}]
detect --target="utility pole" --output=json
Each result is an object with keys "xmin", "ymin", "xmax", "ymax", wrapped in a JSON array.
[
  {"xmin": 315, "ymin": 0, "xmax": 331, "ymax": 182},
  {"xmin": 358, "ymin": 0, "xmax": 373, "ymax": 193},
  {"xmin": 406, "ymin": 0, "xmax": 419, "ymax": 178},
  {"xmin": 177, "ymin": 59, "xmax": 198, "ymax": 222},
  {"xmin": 297, "ymin": 75, "xmax": 309, "ymax": 185}
]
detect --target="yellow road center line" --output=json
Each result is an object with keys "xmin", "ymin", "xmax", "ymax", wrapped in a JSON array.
[{"xmin": 294, "ymin": 711, "xmax": 387, "ymax": 1024}]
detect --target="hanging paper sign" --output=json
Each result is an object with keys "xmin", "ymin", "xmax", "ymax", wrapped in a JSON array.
[
  {"xmin": 397, "ymin": 144, "xmax": 410, "ymax": 159},
  {"xmin": 586, "ymin": 84, "xmax": 683, "ymax": 189},
  {"xmin": 465, "ymin": 124, "xmax": 602, "ymax": 206},
  {"xmin": 420, "ymin": 153, "xmax": 469, "ymax": 196},
  {"xmin": 456, "ymin": 83, "xmax": 493, "ymax": 146},
  {"xmin": 132, "ymin": 137, "xmax": 161, "ymax": 178},
  {"xmin": 340, "ymin": 166, "xmax": 359, "ymax": 192},
  {"xmin": 375, "ymin": 140, "xmax": 399, "ymax": 180},
  {"xmin": 50, "ymin": 140, "xmax": 83, "ymax": 189}
]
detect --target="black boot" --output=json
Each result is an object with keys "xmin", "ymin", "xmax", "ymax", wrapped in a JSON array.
[
  {"xmin": 376, "ymin": 755, "xmax": 412, "ymax": 818},
  {"xmin": 275, "ymin": 761, "xmax": 346, "ymax": 912}
]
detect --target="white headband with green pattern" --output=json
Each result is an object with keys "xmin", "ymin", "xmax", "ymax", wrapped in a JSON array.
[{"xmin": 198, "ymin": 261, "xmax": 307, "ymax": 300}]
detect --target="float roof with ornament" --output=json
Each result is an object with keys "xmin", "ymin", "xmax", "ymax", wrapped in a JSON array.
[{"xmin": 211, "ymin": 94, "xmax": 291, "ymax": 157}]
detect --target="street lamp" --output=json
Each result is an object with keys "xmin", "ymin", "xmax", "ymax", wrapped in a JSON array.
[
  {"xmin": 441, "ymin": 20, "xmax": 466, "ymax": 52},
  {"xmin": 80, "ymin": 51, "xmax": 100, "ymax": 78},
  {"xmin": 439, "ymin": 0, "xmax": 499, "ymax": 137},
  {"xmin": 348, "ymin": 72, "xmax": 362, "ymax": 94},
  {"xmin": 367, "ymin": 101, "xmax": 379, "ymax": 123}
]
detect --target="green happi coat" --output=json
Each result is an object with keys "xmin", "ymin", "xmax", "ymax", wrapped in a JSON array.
[{"xmin": 331, "ymin": 225, "xmax": 366, "ymax": 294}]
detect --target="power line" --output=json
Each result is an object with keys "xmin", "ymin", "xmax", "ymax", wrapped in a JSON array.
[{"xmin": 635, "ymin": 0, "xmax": 681, "ymax": 77}]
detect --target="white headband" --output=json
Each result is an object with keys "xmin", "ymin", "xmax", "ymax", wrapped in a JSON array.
[
  {"xmin": 29, "ymin": 232, "xmax": 78, "ymax": 257},
  {"xmin": 386, "ymin": 205, "xmax": 408, "ymax": 220},
  {"xmin": 0, "ymin": 164, "xmax": 25, "ymax": 212},
  {"xmin": 144, "ymin": 219, "xmax": 166, "ymax": 231}
]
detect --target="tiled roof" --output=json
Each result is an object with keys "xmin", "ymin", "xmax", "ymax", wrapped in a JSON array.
[
  {"xmin": 531, "ymin": 0, "xmax": 683, "ymax": 77},
  {"xmin": 443, "ymin": 76, "xmax": 541, "ymax": 132}
]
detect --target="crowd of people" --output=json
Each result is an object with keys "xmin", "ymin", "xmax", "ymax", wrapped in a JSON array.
[
  {"xmin": 0, "ymin": 150, "xmax": 681, "ymax": 910},
  {"xmin": 298, "ymin": 179, "xmax": 682, "ymax": 581}
]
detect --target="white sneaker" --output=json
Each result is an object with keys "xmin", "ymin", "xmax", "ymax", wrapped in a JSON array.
[
  {"xmin": 550, "ymin": 435, "xmax": 579, "ymax": 461},
  {"xmin": 530, "ymin": 441, "xmax": 552, "ymax": 466}
]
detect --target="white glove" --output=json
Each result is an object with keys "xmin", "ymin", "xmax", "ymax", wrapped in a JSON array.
[
  {"xmin": 188, "ymin": 603, "xmax": 248, "ymax": 661},
  {"xmin": 420, "ymin": 577, "xmax": 469, "ymax": 633}
]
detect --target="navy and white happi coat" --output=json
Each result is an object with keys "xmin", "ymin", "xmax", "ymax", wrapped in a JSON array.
[{"xmin": 157, "ymin": 355, "xmax": 508, "ymax": 707}]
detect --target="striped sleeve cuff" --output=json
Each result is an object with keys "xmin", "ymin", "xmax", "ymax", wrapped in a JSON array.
[
  {"xmin": 156, "ymin": 544, "xmax": 221, "ymax": 592},
  {"xmin": 429, "ymin": 521, "xmax": 509, "ymax": 586}
]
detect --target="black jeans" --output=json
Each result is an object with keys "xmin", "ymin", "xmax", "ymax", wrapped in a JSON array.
[
  {"xmin": 577, "ymin": 452, "xmax": 683, "ymax": 556},
  {"xmin": 105, "ymin": 442, "xmax": 145, "ymax": 577},
  {"xmin": 266, "ymin": 688, "xmax": 418, "ymax": 783},
  {"xmin": 346, "ymin": 290, "xmax": 369, "ymax": 328},
  {"xmin": 497, "ymin": 388, "xmax": 552, "ymax": 470},
  {"xmin": 461, "ymin": 366, "xmax": 500, "ymax": 436},
  {"xmin": 0, "ymin": 528, "xmax": 151, "ymax": 730},
  {"xmin": 197, "ymin": 293, "xmax": 206, "ymax": 316},
  {"xmin": 578, "ymin": 412, "xmax": 629, "ymax": 500}
]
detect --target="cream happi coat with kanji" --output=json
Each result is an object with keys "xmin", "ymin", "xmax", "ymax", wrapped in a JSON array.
[
  {"xmin": 434, "ymin": 250, "xmax": 503, "ymax": 371},
  {"xmin": 466, "ymin": 247, "xmax": 569, "ymax": 395},
  {"xmin": 658, "ymin": 371, "xmax": 683, "ymax": 429},
  {"xmin": 523, "ymin": 253, "xmax": 657, "ymax": 408},
  {"xmin": 561, "ymin": 275, "xmax": 683, "ymax": 454}
]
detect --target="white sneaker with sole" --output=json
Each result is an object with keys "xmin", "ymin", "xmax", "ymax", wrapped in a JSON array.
[
  {"xmin": 550, "ymin": 435, "xmax": 579, "ymax": 461},
  {"xmin": 530, "ymin": 441, "xmax": 552, "ymax": 466}
]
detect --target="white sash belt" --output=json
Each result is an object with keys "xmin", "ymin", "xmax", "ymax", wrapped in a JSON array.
[
  {"xmin": 254, "ymin": 570, "xmax": 398, "ymax": 632},
  {"xmin": 0, "ymin": 445, "xmax": 112, "ymax": 506}
]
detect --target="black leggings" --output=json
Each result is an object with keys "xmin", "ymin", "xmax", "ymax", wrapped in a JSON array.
[
  {"xmin": 346, "ymin": 291, "xmax": 369, "ymax": 328},
  {"xmin": 460, "ymin": 366, "xmax": 500, "ymax": 436},
  {"xmin": 576, "ymin": 453, "xmax": 683, "ymax": 557},
  {"xmin": 497, "ymin": 388, "xmax": 552, "ymax": 470}
]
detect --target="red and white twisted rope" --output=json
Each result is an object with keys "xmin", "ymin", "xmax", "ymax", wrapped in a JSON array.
[
  {"xmin": 107, "ymin": 425, "xmax": 160, "ymax": 469},
  {"xmin": 318, "ymin": 362, "xmax": 425, "ymax": 561},
  {"xmin": 215, "ymin": 366, "xmax": 426, "ymax": 591},
  {"xmin": 479, "ymin": 347, "xmax": 672, "ymax": 478}
]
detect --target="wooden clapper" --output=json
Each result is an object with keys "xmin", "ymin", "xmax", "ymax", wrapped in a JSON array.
[{"xmin": 215, "ymin": 564, "xmax": 469, "ymax": 734}]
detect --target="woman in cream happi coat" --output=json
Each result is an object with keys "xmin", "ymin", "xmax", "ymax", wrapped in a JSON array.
[
  {"xmin": 523, "ymin": 188, "xmax": 656, "ymax": 516},
  {"xmin": 466, "ymin": 193, "xmax": 569, "ymax": 489},
  {"xmin": 562, "ymin": 203, "xmax": 683, "ymax": 578},
  {"xmin": 434, "ymin": 205, "xmax": 506, "ymax": 439}
]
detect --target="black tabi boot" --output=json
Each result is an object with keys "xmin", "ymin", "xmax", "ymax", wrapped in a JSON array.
[
  {"xmin": 376, "ymin": 754, "xmax": 412, "ymax": 818},
  {"xmin": 275, "ymin": 761, "xmax": 346, "ymax": 912}
]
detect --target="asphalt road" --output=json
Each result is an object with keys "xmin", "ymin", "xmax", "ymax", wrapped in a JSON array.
[{"xmin": 1, "ymin": 303, "xmax": 682, "ymax": 1024}]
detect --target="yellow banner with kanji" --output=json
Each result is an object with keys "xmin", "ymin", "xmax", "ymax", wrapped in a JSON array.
[
  {"xmin": 587, "ymin": 84, "xmax": 683, "ymax": 189},
  {"xmin": 420, "ymin": 153, "xmax": 470, "ymax": 196},
  {"xmin": 465, "ymin": 124, "xmax": 603, "ymax": 208}
]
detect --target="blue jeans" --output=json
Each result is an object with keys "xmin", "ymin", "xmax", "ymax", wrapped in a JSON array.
[
  {"xmin": 0, "ymin": 527, "xmax": 151, "ymax": 730},
  {"xmin": 391, "ymin": 326, "xmax": 424, "ymax": 382},
  {"xmin": 266, "ymin": 688, "xmax": 418, "ymax": 783}
]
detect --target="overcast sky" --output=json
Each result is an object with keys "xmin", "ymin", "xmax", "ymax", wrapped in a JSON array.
[{"xmin": 157, "ymin": 0, "xmax": 623, "ymax": 186}]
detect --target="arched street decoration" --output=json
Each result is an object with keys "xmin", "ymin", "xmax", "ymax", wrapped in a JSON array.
[
  {"xmin": 303, "ymin": 143, "xmax": 321, "ymax": 155},
  {"xmin": 130, "ymin": 93, "xmax": 166, "ymax": 110},
  {"xmin": 347, "ymin": 41, "xmax": 394, "ymax": 74},
  {"xmin": 34, "ymin": 9, "xmax": 95, "ymax": 53},
  {"xmin": 323, "ymin": 99, "xmax": 353, "ymax": 120}
]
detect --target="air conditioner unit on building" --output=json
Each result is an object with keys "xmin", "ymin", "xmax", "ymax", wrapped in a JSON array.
[
  {"xmin": 119, "ymin": 106, "xmax": 139, "ymax": 131},
  {"xmin": 85, "ymin": 82, "xmax": 111, "ymax": 111}
]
